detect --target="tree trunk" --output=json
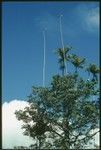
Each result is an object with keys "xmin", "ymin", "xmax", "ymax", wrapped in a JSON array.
[
  {"xmin": 63, "ymin": 102, "xmax": 70, "ymax": 149},
  {"xmin": 62, "ymin": 68, "xmax": 65, "ymax": 76}
]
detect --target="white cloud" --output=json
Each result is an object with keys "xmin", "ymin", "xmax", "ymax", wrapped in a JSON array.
[
  {"xmin": 2, "ymin": 100, "xmax": 100, "ymax": 149},
  {"xmin": 76, "ymin": 4, "xmax": 99, "ymax": 33},
  {"xmin": 2, "ymin": 100, "xmax": 33, "ymax": 149},
  {"xmin": 88, "ymin": 128, "xmax": 100, "ymax": 148},
  {"xmin": 84, "ymin": 7, "xmax": 99, "ymax": 32}
]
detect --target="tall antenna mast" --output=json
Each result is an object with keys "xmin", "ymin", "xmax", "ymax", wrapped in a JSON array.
[
  {"xmin": 42, "ymin": 29, "xmax": 46, "ymax": 87},
  {"xmin": 59, "ymin": 14, "xmax": 67, "ymax": 74}
]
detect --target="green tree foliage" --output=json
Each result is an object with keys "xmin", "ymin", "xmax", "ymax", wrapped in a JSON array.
[
  {"xmin": 86, "ymin": 64, "xmax": 100, "ymax": 81},
  {"xmin": 55, "ymin": 46, "xmax": 72, "ymax": 76},
  {"xmin": 15, "ymin": 78, "xmax": 99, "ymax": 149},
  {"xmin": 69, "ymin": 54, "xmax": 86, "ymax": 73},
  {"xmin": 15, "ymin": 46, "xmax": 99, "ymax": 149}
]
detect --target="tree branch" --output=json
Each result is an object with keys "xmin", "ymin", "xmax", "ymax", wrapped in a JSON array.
[{"xmin": 80, "ymin": 130, "xmax": 100, "ymax": 141}]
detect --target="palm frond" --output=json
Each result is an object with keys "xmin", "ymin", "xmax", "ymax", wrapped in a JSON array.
[{"xmin": 87, "ymin": 64, "xmax": 100, "ymax": 74}]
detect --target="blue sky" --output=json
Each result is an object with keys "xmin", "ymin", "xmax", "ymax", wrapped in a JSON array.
[{"xmin": 2, "ymin": 2, "xmax": 99, "ymax": 102}]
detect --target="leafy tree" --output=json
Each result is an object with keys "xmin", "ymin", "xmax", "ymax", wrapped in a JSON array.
[
  {"xmin": 15, "ymin": 46, "xmax": 99, "ymax": 149},
  {"xmin": 15, "ymin": 77, "xmax": 99, "ymax": 149}
]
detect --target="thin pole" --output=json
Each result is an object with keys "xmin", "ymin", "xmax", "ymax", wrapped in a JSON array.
[
  {"xmin": 59, "ymin": 14, "xmax": 67, "ymax": 74},
  {"xmin": 42, "ymin": 29, "xmax": 46, "ymax": 87}
]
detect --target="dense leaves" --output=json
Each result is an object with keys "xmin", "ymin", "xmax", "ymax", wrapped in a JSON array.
[
  {"xmin": 15, "ymin": 74, "xmax": 99, "ymax": 149},
  {"xmin": 15, "ymin": 45, "xmax": 99, "ymax": 149}
]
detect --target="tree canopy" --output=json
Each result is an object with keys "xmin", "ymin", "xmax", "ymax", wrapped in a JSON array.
[{"xmin": 15, "ymin": 46, "xmax": 100, "ymax": 149}]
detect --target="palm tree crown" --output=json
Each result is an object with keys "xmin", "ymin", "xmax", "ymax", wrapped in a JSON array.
[
  {"xmin": 86, "ymin": 64, "xmax": 100, "ymax": 81},
  {"xmin": 70, "ymin": 54, "xmax": 85, "ymax": 73},
  {"xmin": 56, "ymin": 46, "xmax": 72, "ymax": 76}
]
